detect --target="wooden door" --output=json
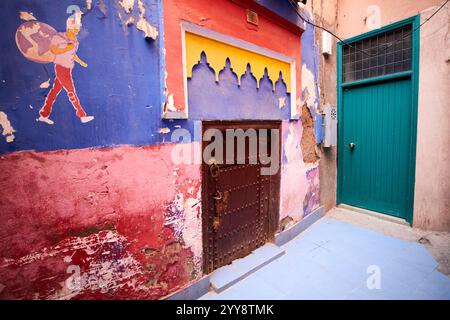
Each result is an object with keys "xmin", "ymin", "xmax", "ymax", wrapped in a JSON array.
[{"xmin": 202, "ymin": 121, "xmax": 280, "ymax": 273}]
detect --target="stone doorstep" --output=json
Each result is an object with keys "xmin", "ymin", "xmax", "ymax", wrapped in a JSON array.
[
  {"xmin": 209, "ymin": 243, "xmax": 285, "ymax": 293},
  {"xmin": 337, "ymin": 204, "xmax": 410, "ymax": 226}
]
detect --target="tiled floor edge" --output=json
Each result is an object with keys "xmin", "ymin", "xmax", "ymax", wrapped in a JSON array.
[
  {"xmin": 275, "ymin": 206, "xmax": 325, "ymax": 247},
  {"xmin": 163, "ymin": 275, "xmax": 210, "ymax": 300},
  {"xmin": 211, "ymin": 248, "xmax": 286, "ymax": 293}
]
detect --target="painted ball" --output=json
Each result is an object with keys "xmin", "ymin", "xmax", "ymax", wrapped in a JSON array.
[{"xmin": 15, "ymin": 21, "xmax": 57, "ymax": 64}]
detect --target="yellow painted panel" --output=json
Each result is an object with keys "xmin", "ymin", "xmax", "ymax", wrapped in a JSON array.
[{"xmin": 185, "ymin": 32, "xmax": 291, "ymax": 92}]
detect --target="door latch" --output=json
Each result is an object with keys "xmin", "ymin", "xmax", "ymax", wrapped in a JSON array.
[{"xmin": 349, "ymin": 142, "xmax": 355, "ymax": 151}]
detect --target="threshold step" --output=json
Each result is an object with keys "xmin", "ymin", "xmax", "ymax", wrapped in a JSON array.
[{"xmin": 209, "ymin": 243, "xmax": 285, "ymax": 293}]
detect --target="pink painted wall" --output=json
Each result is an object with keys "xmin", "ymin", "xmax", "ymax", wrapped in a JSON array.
[
  {"xmin": 337, "ymin": 0, "xmax": 442, "ymax": 39},
  {"xmin": 280, "ymin": 120, "xmax": 319, "ymax": 224},
  {"xmin": 413, "ymin": 5, "xmax": 450, "ymax": 231},
  {"xmin": 0, "ymin": 145, "xmax": 203, "ymax": 299}
]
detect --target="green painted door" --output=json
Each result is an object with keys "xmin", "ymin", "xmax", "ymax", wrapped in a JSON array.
[
  {"xmin": 340, "ymin": 77, "xmax": 412, "ymax": 219},
  {"xmin": 337, "ymin": 17, "xmax": 420, "ymax": 223}
]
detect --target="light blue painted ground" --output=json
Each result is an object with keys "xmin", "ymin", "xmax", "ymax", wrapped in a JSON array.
[{"xmin": 199, "ymin": 217, "xmax": 450, "ymax": 300}]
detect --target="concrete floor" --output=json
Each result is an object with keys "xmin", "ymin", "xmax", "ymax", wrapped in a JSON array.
[{"xmin": 200, "ymin": 209, "xmax": 450, "ymax": 300}]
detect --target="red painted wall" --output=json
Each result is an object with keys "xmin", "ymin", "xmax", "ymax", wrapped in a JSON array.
[
  {"xmin": 163, "ymin": 0, "xmax": 302, "ymax": 112},
  {"xmin": 0, "ymin": 145, "xmax": 201, "ymax": 299}
]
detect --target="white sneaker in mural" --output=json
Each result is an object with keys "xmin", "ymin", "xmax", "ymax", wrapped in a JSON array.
[
  {"xmin": 37, "ymin": 116, "xmax": 54, "ymax": 125},
  {"xmin": 80, "ymin": 116, "xmax": 94, "ymax": 123}
]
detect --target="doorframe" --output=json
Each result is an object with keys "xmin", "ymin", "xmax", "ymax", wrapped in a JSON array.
[
  {"xmin": 336, "ymin": 15, "xmax": 420, "ymax": 225},
  {"xmin": 201, "ymin": 120, "xmax": 281, "ymax": 274}
]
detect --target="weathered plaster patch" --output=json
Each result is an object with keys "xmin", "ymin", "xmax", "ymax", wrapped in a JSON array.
[
  {"xmin": 119, "ymin": 0, "xmax": 135, "ymax": 14},
  {"xmin": 163, "ymin": 163, "xmax": 202, "ymax": 273},
  {"xmin": 98, "ymin": 0, "xmax": 108, "ymax": 17},
  {"xmin": 0, "ymin": 111, "xmax": 16, "ymax": 143},
  {"xmin": 303, "ymin": 166, "xmax": 319, "ymax": 216},
  {"xmin": 40, "ymin": 79, "xmax": 50, "ymax": 89},
  {"xmin": 164, "ymin": 94, "xmax": 177, "ymax": 112},
  {"xmin": 301, "ymin": 64, "xmax": 317, "ymax": 112},
  {"xmin": 365, "ymin": 5, "xmax": 381, "ymax": 30},
  {"xmin": 280, "ymin": 121, "xmax": 309, "ymax": 222},
  {"xmin": 86, "ymin": 0, "xmax": 93, "ymax": 11},
  {"xmin": 159, "ymin": 127, "xmax": 170, "ymax": 134},
  {"xmin": 279, "ymin": 216, "xmax": 294, "ymax": 232},
  {"xmin": 278, "ymin": 97, "xmax": 286, "ymax": 109},
  {"xmin": 136, "ymin": 18, "xmax": 158, "ymax": 39},
  {"xmin": 181, "ymin": 187, "xmax": 202, "ymax": 270},
  {"xmin": 300, "ymin": 103, "xmax": 319, "ymax": 163},
  {"xmin": 116, "ymin": 0, "xmax": 158, "ymax": 39},
  {"xmin": 19, "ymin": 11, "xmax": 36, "ymax": 21},
  {"xmin": 125, "ymin": 17, "xmax": 135, "ymax": 26},
  {"xmin": 136, "ymin": 1, "xmax": 158, "ymax": 40}
]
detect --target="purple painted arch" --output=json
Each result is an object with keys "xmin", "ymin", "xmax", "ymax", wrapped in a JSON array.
[{"xmin": 187, "ymin": 52, "xmax": 291, "ymax": 120}]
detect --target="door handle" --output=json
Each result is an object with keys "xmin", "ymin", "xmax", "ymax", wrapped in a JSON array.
[
  {"xmin": 349, "ymin": 142, "xmax": 356, "ymax": 151},
  {"xmin": 209, "ymin": 161, "xmax": 220, "ymax": 178}
]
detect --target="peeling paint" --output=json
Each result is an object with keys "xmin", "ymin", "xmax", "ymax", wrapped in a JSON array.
[
  {"xmin": 86, "ymin": 0, "xmax": 93, "ymax": 11},
  {"xmin": 136, "ymin": 18, "xmax": 158, "ymax": 39},
  {"xmin": 163, "ymin": 164, "xmax": 202, "ymax": 273},
  {"xmin": 0, "ymin": 111, "xmax": 16, "ymax": 143},
  {"xmin": 301, "ymin": 64, "xmax": 317, "ymax": 112},
  {"xmin": 181, "ymin": 187, "xmax": 202, "ymax": 270},
  {"xmin": 280, "ymin": 120, "xmax": 309, "ymax": 222},
  {"xmin": 116, "ymin": 0, "xmax": 158, "ymax": 39},
  {"xmin": 19, "ymin": 11, "xmax": 36, "ymax": 21},
  {"xmin": 159, "ymin": 127, "xmax": 170, "ymax": 134},
  {"xmin": 119, "ymin": 0, "xmax": 135, "ymax": 14},
  {"xmin": 40, "ymin": 78, "xmax": 50, "ymax": 89},
  {"xmin": 165, "ymin": 94, "xmax": 176, "ymax": 112},
  {"xmin": 98, "ymin": 0, "xmax": 108, "ymax": 17},
  {"xmin": 300, "ymin": 103, "xmax": 319, "ymax": 163},
  {"xmin": 125, "ymin": 16, "xmax": 135, "ymax": 26},
  {"xmin": 278, "ymin": 97, "xmax": 286, "ymax": 108},
  {"xmin": 136, "ymin": 0, "xmax": 158, "ymax": 39}
]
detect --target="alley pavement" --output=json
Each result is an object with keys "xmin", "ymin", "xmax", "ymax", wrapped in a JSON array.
[{"xmin": 200, "ymin": 217, "xmax": 450, "ymax": 300}]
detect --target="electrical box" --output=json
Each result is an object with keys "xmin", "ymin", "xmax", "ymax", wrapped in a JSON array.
[
  {"xmin": 323, "ymin": 104, "xmax": 337, "ymax": 147},
  {"xmin": 322, "ymin": 30, "xmax": 332, "ymax": 56}
]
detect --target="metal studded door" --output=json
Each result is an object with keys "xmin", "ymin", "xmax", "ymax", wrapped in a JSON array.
[{"xmin": 202, "ymin": 121, "xmax": 280, "ymax": 273}]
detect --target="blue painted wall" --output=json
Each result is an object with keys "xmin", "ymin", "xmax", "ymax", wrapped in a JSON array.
[
  {"xmin": 301, "ymin": 14, "xmax": 324, "ymax": 144},
  {"xmin": 0, "ymin": 0, "xmax": 323, "ymax": 154},
  {"xmin": 188, "ymin": 53, "xmax": 291, "ymax": 120},
  {"xmin": 257, "ymin": 0, "xmax": 324, "ymax": 143},
  {"xmin": 0, "ymin": 0, "xmax": 195, "ymax": 154}
]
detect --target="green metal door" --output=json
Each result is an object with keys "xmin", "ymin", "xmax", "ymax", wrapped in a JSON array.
[
  {"xmin": 340, "ymin": 78, "xmax": 412, "ymax": 219},
  {"xmin": 337, "ymin": 16, "xmax": 420, "ymax": 223}
]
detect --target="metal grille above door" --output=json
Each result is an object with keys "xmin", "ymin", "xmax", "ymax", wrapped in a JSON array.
[{"xmin": 342, "ymin": 25, "xmax": 412, "ymax": 83}]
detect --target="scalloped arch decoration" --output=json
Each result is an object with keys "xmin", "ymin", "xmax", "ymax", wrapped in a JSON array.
[{"xmin": 185, "ymin": 32, "xmax": 291, "ymax": 92}]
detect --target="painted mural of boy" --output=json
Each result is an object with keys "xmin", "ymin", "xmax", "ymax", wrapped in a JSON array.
[{"xmin": 38, "ymin": 11, "xmax": 94, "ymax": 125}]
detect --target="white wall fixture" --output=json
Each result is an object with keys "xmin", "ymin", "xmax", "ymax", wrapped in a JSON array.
[
  {"xmin": 322, "ymin": 30, "xmax": 332, "ymax": 56},
  {"xmin": 323, "ymin": 104, "xmax": 337, "ymax": 147}
]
